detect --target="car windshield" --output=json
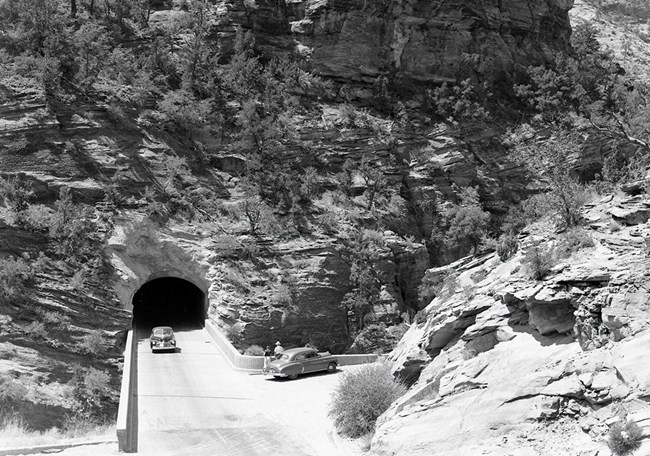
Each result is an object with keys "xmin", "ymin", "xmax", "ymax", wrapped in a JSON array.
[
  {"xmin": 153, "ymin": 328, "xmax": 173, "ymax": 337},
  {"xmin": 279, "ymin": 353, "xmax": 291, "ymax": 361}
]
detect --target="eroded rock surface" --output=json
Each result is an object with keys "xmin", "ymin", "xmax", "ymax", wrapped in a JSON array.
[{"xmin": 376, "ymin": 193, "xmax": 650, "ymax": 455}]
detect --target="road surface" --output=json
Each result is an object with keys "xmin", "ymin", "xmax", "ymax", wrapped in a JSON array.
[{"xmin": 134, "ymin": 326, "xmax": 361, "ymax": 456}]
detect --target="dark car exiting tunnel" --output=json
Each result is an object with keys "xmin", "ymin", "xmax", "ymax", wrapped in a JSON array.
[{"xmin": 132, "ymin": 277, "xmax": 205, "ymax": 330}]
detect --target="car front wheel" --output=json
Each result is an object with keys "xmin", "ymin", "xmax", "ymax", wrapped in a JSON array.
[
  {"xmin": 327, "ymin": 362, "xmax": 337, "ymax": 373},
  {"xmin": 287, "ymin": 373, "xmax": 299, "ymax": 380}
]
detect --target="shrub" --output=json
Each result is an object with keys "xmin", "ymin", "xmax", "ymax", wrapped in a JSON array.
[
  {"xmin": 609, "ymin": 420, "xmax": 643, "ymax": 456},
  {"xmin": 156, "ymin": 89, "xmax": 211, "ymax": 133},
  {"xmin": 0, "ymin": 373, "xmax": 29, "ymax": 405},
  {"xmin": 0, "ymin": 176, "xmax": 33, "ymax": 225},
  {"xmin": 23, "ymin": 204, "xmax": 52, "ymax": 232},
  {"xmin": 522, "ymin": 241, "xmax": 556, "ymax": 280},
  {"xmin": 440, "ymin": 187, "xmax": 491, "ymax": 255},
  {"xmin": 427, "ymin": 79, "xmax": 490, "ymax": 122},
  {"xmin": 36, "ymin": 309, "xmax": 71, "ymax": 328},
  {"xmin": 225, "ymin": 322, "xmax": 245, "ymax": 346},
  {"xmin": 496, "ymin": 232, "xmax": 519, "ymax": 261},
  {"xmin": 556, "ymin": 228, "xmax": 595, "ymax": 258},
  {"xmin": 23, "ymin": 321, "xmax": 47, "ymax": 340},
  {"xmin": 79, "ymin": 331, "xmax": 105, "ymax": 355},
  {"xmin": 69, "ymin": 270, "xmax": 84, "ymax": 290},
  {"xmin": 70, "ymin": 366, "xmax": 111, "ymax": 417},
  {"xmin": 244, "ymin": 345, "xmax": 264, "ymax": 356},
  {"xmin": 0, "ymin": 256, "xmax": 33, "ymax": 305},
  {"xmin": 49, "ymin": 187, "xmax": 104, "ymax": 265},
  {"xmin": 329, "ymin": 362, "xmax": 407, "ymax": 438}
]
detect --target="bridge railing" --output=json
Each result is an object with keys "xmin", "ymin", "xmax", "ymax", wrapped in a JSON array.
[
  {"xmin": 116, "ymin": 330, "xmax": 137, "ymax": 453},
  {"xmin": 204, "ymin": 320, "xmax": 378, "ymax": 372}
]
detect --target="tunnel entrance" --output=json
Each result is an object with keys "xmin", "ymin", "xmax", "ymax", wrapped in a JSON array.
[{"xmin": 132, "ymin": 277, "xmax": 206, "ymax": 330}]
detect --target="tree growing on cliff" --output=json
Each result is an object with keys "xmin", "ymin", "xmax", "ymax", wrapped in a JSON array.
[
  {"xmin": 0, "ymin": 177, "xmax": 34, "ymax": 227},
  {"xmin": 516, "ymin": 23, "xmax": 650, "ymax": 180},
  {"xmin": 341, "ymin": 229, "xmax": 386, "ymax": 335},
  {"xmin": 49, "ymin": 187, "xmax": 109, "ymax": 273},
  {"xmin": 438, "ymin": 186, "xmax": 491, "ymax": 255},
  {"xmin": 507, "ymin": 125, "xmax": 592, "ymax": 228}
]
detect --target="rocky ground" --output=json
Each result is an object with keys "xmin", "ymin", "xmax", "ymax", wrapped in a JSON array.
[{"xmin": 372, "ymin": 191, "xmax": 650, "ymax": 455}]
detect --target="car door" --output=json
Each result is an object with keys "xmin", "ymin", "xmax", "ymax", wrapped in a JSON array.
[{"xmin": 302, "ymin": 351, "xmax": 324, "ymax": 373}]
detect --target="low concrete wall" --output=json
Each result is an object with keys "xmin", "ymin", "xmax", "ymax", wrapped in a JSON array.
[
  {"xmin": 204, "ymin": 320, "xmax": 379, "ymax": 370},
  {"xmin": 116, "ymin": 330, "xmax": 136, "ymax": 452},
  {"xmin": 205, "ymin": 321, "xmax": 263, "ymax": 372},
  {"xmin": 337, "ymin": 354, "xmax": 379, "ymax": 365}
]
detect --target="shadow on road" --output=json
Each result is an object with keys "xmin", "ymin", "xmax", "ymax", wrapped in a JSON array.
[{"xmin": 264, "ymin": 369, "xmax": 341, "ymax": 382}]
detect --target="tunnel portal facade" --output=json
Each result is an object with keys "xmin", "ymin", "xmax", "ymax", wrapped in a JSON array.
[{"xmin": 132, "ymin": 276, "xmax": 207, "ymax": 329}]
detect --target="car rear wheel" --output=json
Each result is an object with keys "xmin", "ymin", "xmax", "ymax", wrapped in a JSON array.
[{"xmin": 327, "ymin": 362, "xmax": 337, "ymax": 373}]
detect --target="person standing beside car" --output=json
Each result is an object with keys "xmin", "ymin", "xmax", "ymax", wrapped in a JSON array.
[
  {"xmin": 274, "ymin": 341, "xmax": 284, "ymax": 359},
  {"xmin": 263, "ymin": 345, "xmax": 272, "ymax": 373}
]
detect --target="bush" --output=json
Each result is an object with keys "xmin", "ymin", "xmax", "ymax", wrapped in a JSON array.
[
  {"xmin": 440, "ymin": 187, "xmax": 491, "ymax": 255},
  {"xmin": 0, "ymin": 373, "xmax": 29, "ymax": 405},
  {"xmin": 329, "ymin": 362, "xmax": 407, "ymax": 438},
  {"xmin": 225, "ymin": 322, "xmax": 244, "ymax": 346},
  {"xmin": 0, "ymin": 256, "xmax": 33, "ymax": 305},
  {"xmin": 79, "ymin": 331, "xmax": 105, "ymax": 355},
  {"xmin": 609, "ymin": 420, "xmax": 643, "ymax": 456},
  {"xmin": 70, "ymin": 366, "xmax": 111, "ymax": 417},
  {"xmin": 496, "ymin": 232, "xmax": 519, "ymax": 261},
  {"xmin": 36, "ymin": 309, "xmax": 71, "ymax": 328},
  {"xmin": 556, "ymin": 227, "xmax": 595, "ymax": 258},
  {"xmin": 522, "ymin": 241, "xmax": 556, "ymax": 280},
  {"xmin": 23, "ymin": 321, "xmax": 47, "ymax": 340},
  {"xmin": 244, "ymin": 345, "xmax": 264, "ymax": 356}
]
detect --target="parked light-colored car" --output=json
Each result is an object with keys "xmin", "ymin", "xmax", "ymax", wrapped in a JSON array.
[
  {"xmin": 267, "ymin": 347, "xmax": 338, "ymax": 380},
  {"xmin": 150, "ymin": 326, "xmax": 176, "ymax": 352}
]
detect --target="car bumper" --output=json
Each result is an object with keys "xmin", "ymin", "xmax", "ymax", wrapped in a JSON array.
[
  {"xmin": 266, "ymin": 369, "xmax": 287, "ymax": 377},
  {"xmin": 151, "ymin": 342, "xmax": 176, "ymax": 351}
]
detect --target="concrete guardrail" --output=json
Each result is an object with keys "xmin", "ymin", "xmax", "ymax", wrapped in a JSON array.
[
  {"xmin": 204, "ymin": 320, "xmax": 379, "ymax": 371},
  {"xmin": 116, "ymin": 329, "xmax": 136, "ymax": 452}
]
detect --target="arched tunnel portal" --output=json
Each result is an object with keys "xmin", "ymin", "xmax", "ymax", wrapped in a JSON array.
[{"xmin": 132, "ymin": 277, "xmax": 207, "ymax": 330}]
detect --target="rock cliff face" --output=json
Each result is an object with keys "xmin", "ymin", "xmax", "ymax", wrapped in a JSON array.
[
  {"xmin": 374, "ymin": 193, "xmax": 650, "ymax": 455},
  {"xmin": 0, "ymin": 0, "xmax": 575, "ymax": 353},
  {"xmin": 226, "ymin": 0, "xmax": 575, "ymax": 88}
]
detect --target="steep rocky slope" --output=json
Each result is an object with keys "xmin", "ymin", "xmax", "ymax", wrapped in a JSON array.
[
  {"xmin": 5, "ymin": 0, "xmax": 646, "ymax": 444},
  {"xmin": 0, "ymin": 0, "xmax": 576, "ymax": 355},
  {"xmin": 373, "ymin": 192, "xmax": 650, "ymax": 455}
]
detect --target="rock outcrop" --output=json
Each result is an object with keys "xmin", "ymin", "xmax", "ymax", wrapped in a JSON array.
[
  {"xmin": 373, "ymin": 193, "xmax": 650, "ymax": 455},
  {"xmin": 0, "ymin": 0, "xmax": 578, "ymax": 385},
  {"xmin": 225, "ymin": 0, "xmax": 574, "ymax": 88}
]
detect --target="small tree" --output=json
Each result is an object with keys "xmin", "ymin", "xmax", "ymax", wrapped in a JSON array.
[
  {"xmin": 70, "ymin": 366, "xmax": 111, "ymax": 419},
  {"xmin": 441, "ymin": 186, "xmax": 490, "ymax": 254},
  {"xmin": 358, "ymin": 155, "xmax": 390, "ymax": 211},
  {"xmin": 0, "ymin": 177, "xmax": 33, "ymax": 226},
  {"xmin": 507, "ymin": 125, "xmax": 591, "ymax": 228},
  {"xmin": 342, "ymin": 230, "xmax": 386, "ymax": 334},
  {"xmin": 157, "ymin": 89, "xmax": 211, "ymax": 134},
  {"xmin": 50, "ymin": 187, "xmax": 104, "ymax": 265},
  {"xmin": 523, "ymin": 240, "xmax": 556, "ymax": 280},
  {"xmin": 0, "ymin": 256, "xmax": 34, "ymax": 306}
]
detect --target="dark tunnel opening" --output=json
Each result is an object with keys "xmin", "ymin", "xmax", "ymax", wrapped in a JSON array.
[{"xmin": 132, "ymin": 277, "xmax": 206, "ymax": 330}]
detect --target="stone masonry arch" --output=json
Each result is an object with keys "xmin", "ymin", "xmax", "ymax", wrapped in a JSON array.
[{"xmin": 108, "ymin": 219, "xmax": 211, "ymax": 328}]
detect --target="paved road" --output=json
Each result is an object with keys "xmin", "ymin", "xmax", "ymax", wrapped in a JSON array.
[{"xmin": 134, "ymin": 327, "xmax": 351, "ymax": 456}]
